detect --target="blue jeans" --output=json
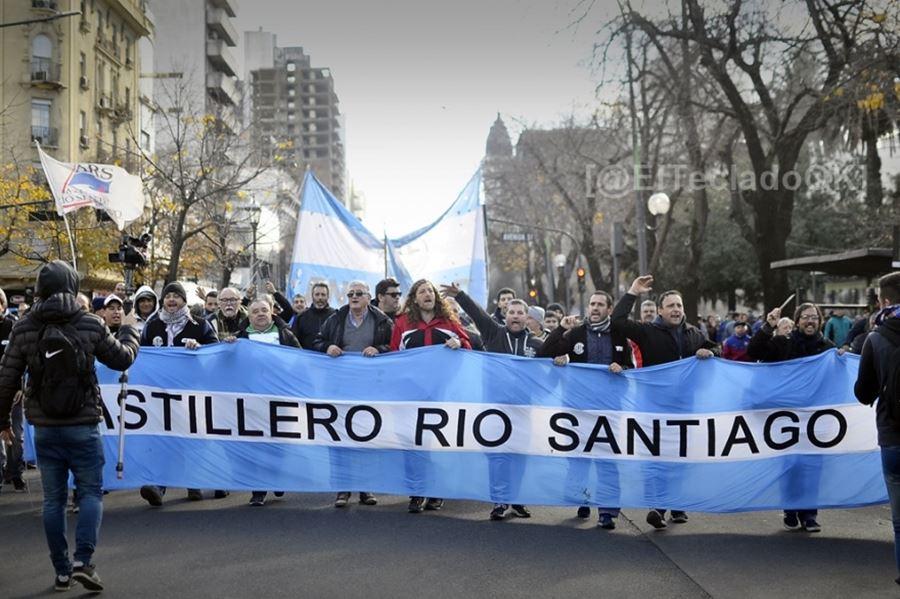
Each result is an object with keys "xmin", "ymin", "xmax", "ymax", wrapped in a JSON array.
[
  {"xmin": 882, "ymin": 446, "xmax": 900, "ymax": 575},
  {"xmin": 34, "ymin": 424, "xmax": 105, "ymax": 576}
]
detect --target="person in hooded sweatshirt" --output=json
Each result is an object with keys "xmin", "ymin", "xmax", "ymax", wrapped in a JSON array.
[
  {"xmin": 0, "ymin": 261, "xmax": 139, "ymax": 592},
  {"xmin": 131, "ymin": 284, "xmax": 158, "ymax": 335},
  {"xmin": 748, "ymin": 300, "xmax": 835, "ymax": 534},
  {"xmin": 138, "ymin": 282, "xmax": 220, "ymax": 506},
  {"xmin": 291, "ymin": 282, "xmax": 336, "ymax": 350},
  {"xmin": 611, "ymin": 275, "xmax": 717, "ymax": 530},
  {"xmin": 441, "ymin": 282, "xmax": 537, "ymax": 521}
]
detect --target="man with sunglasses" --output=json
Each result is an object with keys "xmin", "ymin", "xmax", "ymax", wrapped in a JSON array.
[
  {"xmin": 313, "ymin": 280, "xmax": 394, "ymax": 508},
  {"xmin": 374, "ymin": 277, "xmax": 402, "ymax": 321}
]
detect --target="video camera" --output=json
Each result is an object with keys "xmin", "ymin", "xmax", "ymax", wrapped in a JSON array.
[{"xmin": 108, "ymin": 233, "xmax": 151, "ymax": 268}]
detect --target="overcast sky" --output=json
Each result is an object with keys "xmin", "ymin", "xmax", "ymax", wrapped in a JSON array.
[{"xmin": 234, "ymin": 0, "xmax": 611, "ymax": 235}]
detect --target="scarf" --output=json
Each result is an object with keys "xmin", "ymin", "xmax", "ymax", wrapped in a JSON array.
[
  {"xmin": 588, "ymin": 316, "xmax": 612, "ymax": 334},
  {"xmin": 875, "ymin": 304, "xmax": 900, "ymax": 326},
  {"xmin": 158, "ymin": 305, "xmax": 190, "ymax": 347}
]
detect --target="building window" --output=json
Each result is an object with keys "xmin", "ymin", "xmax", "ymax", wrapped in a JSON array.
[
  {"xmin": 288, "ymin": 88, "xmax": 295, "ymax": 97},
  {"xmin": 287, "ymin": 62, "xmax": 296, "ymax": 72},
  {"xmin": 287, "ymin": 75, "xmax": 295, "ymax": 83},
  {"xmin": 31, "ymin": 99, "xmax": 52, "ymax": 143},
  {"xmin": 287, "ymin": 101, "xmax": 294, "ymax": 109},
  {"xmin": 31, "ymin": 34, "xmax": 52, "ymax": 70},
  {"xmin": 79, "ymin": 52, "xmax": 87, "ymax": 77},
  {"xmin": 141, "ymin": 130, "xmax": 150, "ymax": 150},
  {"xmin": 287, "ymin": 112, "xmax": 294, "ymax": 121}
]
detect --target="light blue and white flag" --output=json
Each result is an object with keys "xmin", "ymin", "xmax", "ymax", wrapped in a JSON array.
[
  {"xmin": 390, "ymin": 169, "xmax": 488, "ymax": 306},
  {"xmin": 288, "ymin": 172, "xmax": 410, "ymax": 304},
  {"xmin": 89, "ymin": 345, "xmax": 886, "ymax": 512}
]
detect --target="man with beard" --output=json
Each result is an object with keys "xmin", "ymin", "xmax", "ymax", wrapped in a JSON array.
[
  {"xmin": 292, "ymin": 282, "xmax": 335, "ymax": 350},
  {"xmin": 391, "ymin": 279, "xmax": 470, "ymax": 513},
  {"xmin": 748, "ymin": 301, "xmax": 836, "ymax": 533},
  {"xmin": 207, "ymin": 287, "xmax": 247, "ymax": 339},
  {"xmin": 612, "ymin": 275, "xmax": 717, "ymax": 529},
  {"xmin": 314, "ymin": 281, "xmax": 392, "ymax": 508},
  {"xmin": 540, "ymin": 290, "xmax": 632, "ymax": 529},
  {"xmin": 139, "ymin": 282, "xmax": 220, "ymax": 506},
  {"xmin": 441, "ymin": 283, "xmax": 539, "ymax": 520},
  {"xmin": 374, "ymin": 277, "xmax": 402, "ymax": 321}
]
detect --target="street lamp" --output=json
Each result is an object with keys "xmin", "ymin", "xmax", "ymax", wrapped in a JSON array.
[
  {"xmin": 645, "ymin": 192, "xmax": 671, "ymax": 232},
  {"xmin": 247, "ymin": 199, "xmax": 261, "ymax": 294},
  {"xmin": 554, "ymin": 253, "xmax": 569, "ymax": 313}
]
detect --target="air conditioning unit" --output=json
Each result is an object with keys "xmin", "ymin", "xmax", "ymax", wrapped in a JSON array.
[
  {"xmin": 32, "ymin": 70, "xmax": 48, "ymax": 82},
  {"xmin": 79, "ymin": 76, "xmax": 89, "ymax": 90},
  {"xmin": 99, "ymin": 96, "xmax": 111, "ymax": 109},
  {"xmin": 79, "ymin": 135, "xmax": 89, "ymax": 148}
]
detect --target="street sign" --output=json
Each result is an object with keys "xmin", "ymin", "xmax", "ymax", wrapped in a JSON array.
[{"xmin": 501, "ymin": 232, "xmax": 533, "ymax": 242}]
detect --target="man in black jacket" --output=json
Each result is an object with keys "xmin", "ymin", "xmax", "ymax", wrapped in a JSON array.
[
  {"xmin": 612, "ymin": 275, "xmax": 717, "ymax": 530},
  {"xmin": 313, "ymin": 280, "xmax": 392, "ymax": 507},
  {"xmin": 855, "ymin": 272, "xmax": 900, "ymax": 585},
  {"xmin": 0, "ymin": 287, "xmax": 23, "ymax": 492},
  {"xmin": 441, "ymin": 283, "xmax": 538, "ymax": 520},
  {"xmin": 539, "ymin": 290, "xmax": 632, "ymax": 529},
  {"xmin": 0, "ymin": 261, "xmax": 139, "ymax": 592},
  {"xmin": 292, "ymin": 282, "xmax": 336, "ymax": 350}
]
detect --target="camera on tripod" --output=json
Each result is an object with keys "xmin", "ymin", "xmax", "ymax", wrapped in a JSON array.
[{"xmin": 109, "ymin": 233, "xmax": 151, "ymax": 268}]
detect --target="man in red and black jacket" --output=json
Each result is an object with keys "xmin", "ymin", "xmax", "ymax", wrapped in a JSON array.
[{"xmin": 389, "ymin": 279, "xmax": 469, "ymax": 514}]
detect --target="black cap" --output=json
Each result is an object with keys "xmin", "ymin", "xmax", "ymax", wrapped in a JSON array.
[{"xmin": 161, "ymin": 282, "xmax": 187, "ymax": 303}]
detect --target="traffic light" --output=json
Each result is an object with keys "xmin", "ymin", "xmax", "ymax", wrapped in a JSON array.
[
  {"xmin": 576, "ymin": 266, "xmax": 586, "ymax": 292},
  {"xmin": 529, "ymin": 288, "xmax": 538, "ymax": 300}
]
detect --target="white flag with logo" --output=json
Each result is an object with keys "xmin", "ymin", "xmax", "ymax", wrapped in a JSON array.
[{"xmin": 37, "ymin": 145, "xmax": 144, "ymax": 230}]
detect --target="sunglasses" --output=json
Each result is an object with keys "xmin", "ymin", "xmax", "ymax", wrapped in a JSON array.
[
  {"xmin": 347, "ymin": 291, "xmax": 368, "ymax": 298},
  {"xmin": 384, "ymin": 292, "xmax": 402, "ymax": 298}
]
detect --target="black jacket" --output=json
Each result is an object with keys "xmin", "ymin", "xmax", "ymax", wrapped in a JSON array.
[
  {"xmin": 456, "ymin": 291, "xmax": 542, "ymax": 357},
  {"xmin": 313, "ymin": 304, "xmax": 393, "ymax": 354},
  {"xmin": 538, "ymin": 322, "xmax": 632, "ymax": 367},
  {"xmin": 854, "ymin": 318, "xmax": 900, "ymax": 447},
  {"xmin": 0, "ymin": 262, "xmax": 139, "ymax": 428},
  {"xmin": 140, "ymin": 312, "xmax": 219, "ymax": 347},
  {"xmin": 235, "ymin": 317, "xmax": 301, "ymax": 347},
  {"xmin": 0, "ymin": 312, "xmax": 17, "ymax": 362},
  {"xmin": 747, "ymin": 323, "xmax": 834, "ymax": 363},
  {"xmin": 292, "ymin": 305, "xmax": 336, "ymax": 350},
  {"xmin": 611, "ymin": 293, "xmax": 717, "ymax": 366}
]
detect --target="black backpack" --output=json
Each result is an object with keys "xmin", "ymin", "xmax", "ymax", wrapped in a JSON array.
[
  {"xmin": 32, "ymin": 314, "xmax": 91, "ymax": 418},
  {"xmin": 876, "ymin": 326, "xmax": 900, "ymax": 420}
]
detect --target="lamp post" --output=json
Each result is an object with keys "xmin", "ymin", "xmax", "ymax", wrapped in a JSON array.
[
  {"xmin": 247, "ymin": 199, "xmax": 261, "ymax": 295},
  {"xmin": 554, "ymin": 253, "xmax": 568, "ymax": 311}
]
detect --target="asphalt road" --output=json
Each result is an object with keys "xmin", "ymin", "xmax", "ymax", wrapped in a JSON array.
[{"xmin": 1, "ymin": 471, "xmax": 898, "ymax": 598}]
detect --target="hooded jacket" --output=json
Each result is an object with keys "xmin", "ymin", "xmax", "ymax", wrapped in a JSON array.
[
  {"xmin": 611, "ymin": 293, "xmax": 717, "ymax": 366},
  {"xmin": 132, "ymin": 285, "xmax": 158, "ymax": 333},
  {"xmin": 0, "ymin": 261, "xmax": 139, "ymax": 428},
  {"xmin": 313, "ymin": 304, "xmax": 393, "ymax": 354},
  {"xmin": 855, "ymin": 318, "xmax": 900, "ymax": 447},
  {"xmin": 455, "ymin": 291, "xmax": 541, "ymax": 357}
]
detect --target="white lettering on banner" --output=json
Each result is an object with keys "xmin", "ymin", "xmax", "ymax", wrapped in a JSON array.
[{"xmin": 99, "ymin": 385, "xmax": 876, "ymax": 463}]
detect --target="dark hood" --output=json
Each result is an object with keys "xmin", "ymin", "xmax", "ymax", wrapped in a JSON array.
[
  {"xmin": 882, "ymin": 318, "xmax": 900, "ymax": 336},
  {"xmin": 32, "ymin": 292, "xmax": 84, "ymax": 324},
  {"xmin": 35, "ymin": 260, "xmax": 79, "ymax": 299}
]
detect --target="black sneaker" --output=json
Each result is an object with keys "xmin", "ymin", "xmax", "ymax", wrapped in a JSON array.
[
  {"xmin": 576, "ymin": 506, "xmax": 591, "ymax": 519},
  {"xmin": 646, "ymin": 510, "xmax": 667, "ymax": 529},
  {"xmin": 359, "ymin": 492, "xmax": 377, "ymax": 505},
  {"xmin": 140, "ymin": 485, "xmax": 163, "ymax": 507},
  {"xmin": 72, "ymin": 562, "xmax": 103, "ymax": 592},
  {"xmin": 670, "ymin": 511, "xmax": 689, "ymax": 524},
  {"xmin": 213, "ymin": 490, "xmax": 229, "ymax": 499},
  {"xmin": 249, "ymin": 492, "xmax": 266, "ymax": 507},
  {"xmin": 54, "ymin": 574, "xmax": 72, "ymax": 592},
  {"xmin": 12, "ymin": 477, "xmax": 26, "ymax": 492},
  {"xmin": 424, "ymin": 498, "xmax": 444, "ymax": 511},
  {"xmin": 334, "ymin": 492, "xmax": 350, "ymax": 507},
  {"xmin": 408, "ymin": 496, "xmax": 425, "ymax": 513},
  {"xmin": 490, "ymin": 504, "xmax": 508, "ymax": 520},
  {"xmin": 598, "ymin": 514, "xmax": 616, "ymax": 530},
  {"xmin": 783, "ymin": 512, "xmax": 801, "ymax": 531},
  {"xmin": 187, "ymin": 489, "xmax": 203, "ymax": 501},
  {"xmin": 803, "ymin": 518, "xmax": 822, "ymax": 533},
  {"xmin": 511, "ymin": 504, "xmax": 531, "ymax": 518}
]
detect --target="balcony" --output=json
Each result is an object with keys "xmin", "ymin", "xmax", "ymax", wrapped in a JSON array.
[
  {"xmin": 209, "ymin": 0, "xmax": 237, "ymax": 18},
  {"xmin": 97, "ymin": 93, "xmax": 115, "ymax": 114},
  {"xmin": 206, "ymin": 39, "xmax": 237, "ymax": 77},
  {"xmin": 113, "ymin": 100, "xmax": 133, "ymax": 123},
  {"xmin": 30, "ymin": 60, "xmax": 63, "ymax": 88},
  {"xmin": 31, "ymin": 0, "xmax": 58, "ymax": 10},
  {"xmin": 206, "ymin": 8, "xmax": 237, "ymax": 46},
  {"xmin": 31, "ymin": 126, "xmax": 58, "ymax": 147},
  {"xmin": 206, "ymin": 71, "xmax": 238, "ymax": 106}
]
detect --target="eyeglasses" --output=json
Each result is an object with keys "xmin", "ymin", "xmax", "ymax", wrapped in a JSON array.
[
  {"xmin": 799, "ymin": 314, "xmax": 820, "ymax": 321},
  {"xmin": 219, "ymin": 298, "xmax": 240, "ymax": 304},
  {"xmin": 347, "ymin": 291, "xmax": 368, "ymax": 298},
  {"xmin": 384, "ymin": 292, "xmax": 402, "ymax": 298}
]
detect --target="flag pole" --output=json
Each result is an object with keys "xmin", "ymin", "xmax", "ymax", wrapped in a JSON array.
[
  {"xmin": 61, "ymin": 212, "xmax": 78, "ymax": 272},
  {"xmin": 35, "ymin": 142, "xmax": 77, "ymax": 270}
]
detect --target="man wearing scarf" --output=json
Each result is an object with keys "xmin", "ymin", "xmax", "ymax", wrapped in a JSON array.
[
  {"xmin": 612, "ymin": 275, "xmax": 717, "ymax": 530},
  {"xmin": 540, "ymin": 289, "xmax": 632, "ymax": 529},
  {"xmin": 138, "ymin": 282, "xmax": 219, "ymax": 506},
  {"xmin": 749, "ymin": 300, "xmax": 835, "ymax": 534},
  {"xmin": 855, "ymin": 272, "xmax": 900, "ymax": 586}
]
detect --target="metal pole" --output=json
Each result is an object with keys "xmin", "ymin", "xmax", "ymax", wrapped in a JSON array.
[
  {"xmin": 115, "ymin": 371, "xmax": 129, "ymax": 479},
  {"xmin": 624, "ymin": 15, "xmax": 648, "ymax": 276},
  {"xmin": 251, "ymin": 222, "xmax": 259, "ymax": 294}
]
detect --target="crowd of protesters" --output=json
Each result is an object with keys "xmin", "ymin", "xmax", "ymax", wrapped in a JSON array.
[{"xmin": 4, "ymin": 267, "xmax": 900, "ymax": 589}]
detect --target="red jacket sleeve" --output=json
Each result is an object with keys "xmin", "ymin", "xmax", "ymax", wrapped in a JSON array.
[{"xmin": 390, "ymin": 315, "xmax": 405, "ymax": 352}]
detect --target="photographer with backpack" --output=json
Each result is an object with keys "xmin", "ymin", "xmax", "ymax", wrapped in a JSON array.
[
  {"xmin": 0, "ymin": 261, "xmax": 139, "ymax": 592},
  {"xmin": 855, "ymin": 272, "xmax": 900, "ymax": 586}
]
